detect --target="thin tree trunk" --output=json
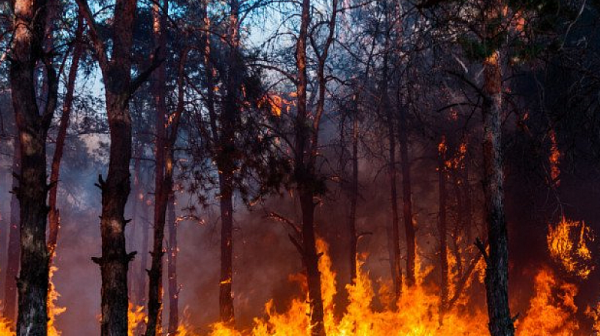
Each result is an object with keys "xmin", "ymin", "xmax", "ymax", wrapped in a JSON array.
[
  {"xmin": 463, "ymin": 157, "xmax": 473, "ymax": 245},
  {"xmin": 386, "ymin": 119, "xmax": 402, "ymax": 300},
  {"xmin": 167, "ymin": 193, "xmax": 179, "ymax": 334},
  {"xmin": 348, "ymin": 109, "xmax": 359, "ymax": 283},
  {"xmin": 147, "ymin": 43, "xmax": 187, "ymax": 335},
  {"xmin": 294, "ymin": 1, "xmax": 325, "ymax": 334},
  {"xmin": 378, "ymin": 3, "xmax": 402, "ymax": 298},
  {"xmin": 397, "ymin": 104, "xmax": 415, "ymax": 287},
  {"xmin": 47, "ymin": 15, "xmax": 84, "ymax": 261},
  {"xmin": 134, "ymin": 157, "xmax": 148, "ymax": 308},
  {"xmin": 145, "ymin": 0, "xmax": 168, "ymax": 333},
  {"xmin": 215, "ymin": 0, "xmax": 241, "ymax": 325},
  {"xmin": 9, "ymin": 0, "xmax": 58, "ymax": 331},
  {"xmin": 3, "ymin": 138, "xmax": 20, "ymax": 323},
  {"xmin": 218, "ymin": 173, "xmax": 235, "ymax": 323},
  {"xmin": 437, "ymin": 137, "xmax": 448, "ymax": 314},
  {"xmin": 451, "ymin": 171, "xmax": 464, "ymax": 277},
  {"xmin": 300, "ymin": 191, "xmax": 325, "ymax": 336},
  {"xmin": 481, "ymin": 48, "xmax": 514, "ymax": 336}
]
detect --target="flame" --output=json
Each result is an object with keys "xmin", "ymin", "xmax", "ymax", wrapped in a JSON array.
[
  {"xmin": 516, "ymin": 268, "xmax": 579, "ymax": 335},
  {"xmin": 0, "ymin": 234, "xmax": 590, "ymax": 335},
  {"xmin": 48, "ymin": 265, "xmax": 66, "ymax": 336},
  {"xmin": 547, "ymin": 217, "xmax": 594, "ymax": 279},
  {"xmin": 128, "ymin": 303, "xmax": 147, "ymax": 336},
  {"xmin": 258, "ymin": 93, "xmax": 295, "ymax": 117},
  {"xmin": 203, "ymin": 237, "xmax": 592, "ymax": 336},
  {"xmin": 548, "ymin": 130, "xmax": 561, "ymax": 186},
  {"xmin": 211, "ymin": 239, "xmax": 489, "ymax": 336},
  {"xmin": 0, "ymin": 266, "xmax": 66, "ymax": 336}
]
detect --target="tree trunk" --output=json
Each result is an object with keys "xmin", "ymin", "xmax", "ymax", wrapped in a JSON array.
[
  {"xmin": 214, "ymin": 0, "xmax": 242, "ymax": 325},
  {"xmin": 348, "ymin": 111, "xmax": 359, "ymax": 283},
  {"xmin": 77, "ymin": 0, "xmax": 152, "ymax": 332},
  {"xmin": 300, "ymin": 191, "xmax": 325, "ymax": 336},
  {"xmin": 293, "ymin": 0, "xmax": 325, "ymax": 334},
  {"xmin": 3, "ymin": 138, "xmax": 20, "ymax": 323},
  {"xmin": 386, "ymin": 119, "xmax": 402, "ymax": 301},
  {"xmin": 9, "ymin": 0, "xmax": 57, "ymax": 332},
  {"xmin": 145, "ymin": 1, "xmax": 168, "ymax": 333},
  {"xmin": 218, "ymin": 172, "xmax": 235, "ymax": 324},
  {"xmin": 95, "ymin": 93, "xmax": 135, "ymax": 336},
  {"xmin": 47, "ymin": 15, "xmax": 84, "ymax": 261},
  {"xmin": 482, "ymin": 49, "xmax": 514, "ymax": 336},
  {"xmin": 397, "ymin": 105, "xmax": 415, "ymax": 287},
  {"xmin": 437, "ymin": 137, "xmax": 448, "ymax": 314},
  {"xmin": 167, "ymin": 193, "xmax": 179, "ymax": 334},
  {"xmin": 133, "ymin": 157, "xmax": 148, "ymax": 309}
]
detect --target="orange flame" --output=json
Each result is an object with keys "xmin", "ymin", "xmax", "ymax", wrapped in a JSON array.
[{"xmin": 547, "ymin": 217, "xmax": 594, "ymax": 279}]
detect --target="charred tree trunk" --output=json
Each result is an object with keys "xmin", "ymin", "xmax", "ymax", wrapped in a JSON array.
[
  {"xmin": 397, "ymin": 104, "xmax": 415, "ymax": 287},
  {"xmin": 348, "ymin": 108, "xmax": 359, "ymax": 283},
  {"xmin": 218, "ymin": 172, "xmax": 235, "ymax": 324},
  {"xmin": 145, "ymin": 1, "xmax": 168, "ymax": 333},
  {"xmin": 438, "ymin": 137, "xmax": 448, "ymax": 314},
  {"xmin": 386, "ymin": 118, "xmax": 402, "ymax": 300},
  {"xmin": 299, "ymin": 191, "xmax": 325, "ymax": 336},
  {"xmin": 378, "ymin": 6, "xmax": 402, "ymax": 298},
  {"xmin": 451, "ymin": 171, "xmax": 464, "ymax": 277},
  {"xmin": 166, "ymin": 193, "xmax": 179, "ymax": 334},
  {"xmin": 134, "ymin": 158, "xmax": 148, "ymax": 308},
  {"xmin": 9, "ymin": 0, "xmax": 58, "ymax": 332},
  {"xmin": 3, "ymin": 138, "xmax": 20, "ymax": 323},
  {"xmin": 293, "ymin": 1, "xmax": 325, "ymax": 335},
  {"xmin": 481, "ymin": 49, "xmax": 514, "ymax": 336},
  {"xmin": 214, "ymin": 0, "xmax": 242, "ymax": 325},
  {"xmin": 47, "ymin": 15, "xmax": 84, "ymax": 261},
  {"xmin": 147, "ymin": 43, "xmax": 187, "ymax": 335}
]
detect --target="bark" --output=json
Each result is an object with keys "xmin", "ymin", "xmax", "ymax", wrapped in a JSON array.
[
  {"xmin": 293, "ymin": 1, "xmax": 325, "ymax": 335},
  {"xmin": 300, "ymin": 191, "xmax": 325, "ymax": 336},
  {"xmin": 437, "ymin": 137, "xmax": 448, "ymax": 313},
  {"xmin": 3, "ymin": 138, "xmax": 20, "ymax": 323},
  {"xmin": 145, "ymin": 0, "xmax": 168, "ymax": 333},
  {"xmin": 146, "ymin": 42, "xmax": 187, "ymax": 335},
  {"xmin": 9, "ymin": 0, "xmax": 57, "ymax": 331},
  {"xmin": 348, "ymin": 110, "xmax": 359, "ymax": 283},
  {"xmin": 386, "ymin": 117, "xmax": 402, "ymax": 300},
  {"xmin": 464, "ymin": 159, "xmax": 473, "ymax": 245},
  {"xmin": 47, "ymin": 15, "xmax": 84, "ymax": 261},
  {"xmin": 134, "ymin": 157, "xmax": 148, "ymax": 308},
  {"xmin": 77, "ymin": 0, "xmax": 155, "ymax": 332},
  {"xmin": 451, "ymin": 171, "xmax": 464, "ymax": 277},
  {"xmin": 481, "ymin": 49, "xmax": 514, "ymax": 336},
  {"xmin": 218, "ymin": 173, "xmax": 235, "ymax": 324},
  {"xmin": 296, "ymin": 1, "xmax": 337, "ymax": 334},
  {"xmin": 378, "ymin": 4, "xmax": 402, "ymax": 298},
  {"xmin": 397, "ymin": 104, "xmax": 415, "ymax": 287},
  {"xmin": 166, "ymin": 193, "xmax": 179, "ymax": 334},
  {"xmin": 214, "ymin": 0, "xmax": 242, "ymax": 324}
]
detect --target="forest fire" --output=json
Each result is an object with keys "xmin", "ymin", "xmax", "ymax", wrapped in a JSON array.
[{"xmin": 3, "ymin": 0, "xmax": 600, "ymax": 334}]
